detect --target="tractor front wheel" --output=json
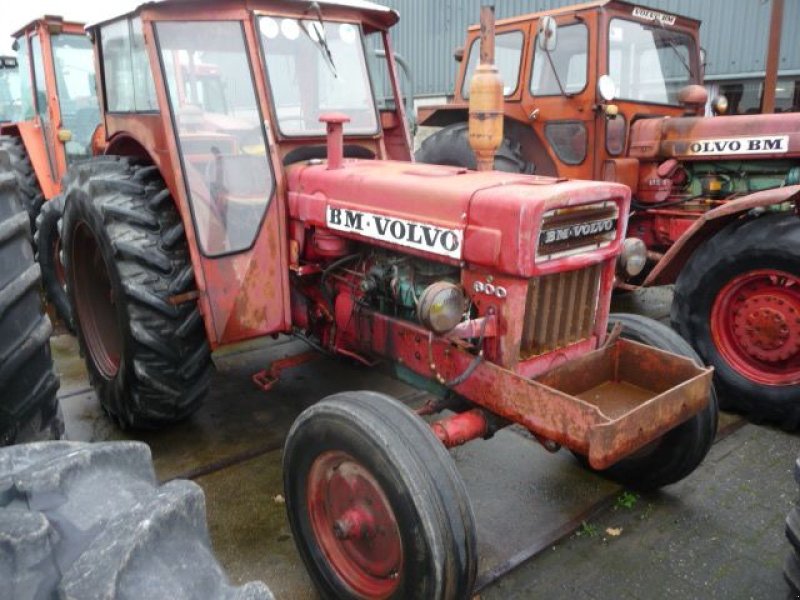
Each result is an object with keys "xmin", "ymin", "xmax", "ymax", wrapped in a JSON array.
[
  {"xmin": 283, "ymin": 391, "xmax": 477, "ymax": 599},
  {"xmin": 574, "ymin": 313, "xmax": 718, "ymax": 490},
  {"xmin": 62, "ymin": 157, "xmax": 211, "ymax": 428},
  {"xmin": 672, "ymin": 214, "xmax": 800, "ymax": 428}
]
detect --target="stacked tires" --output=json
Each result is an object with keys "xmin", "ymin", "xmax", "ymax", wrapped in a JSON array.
[
  {"xmin": 0, "ymin": 166, "xmax": 62, "ymax": 445},
  {"xmin": 1, "ymin": 440, "xmax": 273, "ymax": 599}
]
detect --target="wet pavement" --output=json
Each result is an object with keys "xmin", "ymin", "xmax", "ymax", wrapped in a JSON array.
[{"xmin": 49, "ymin": 287, "xmax": 798, "ymax": 598}]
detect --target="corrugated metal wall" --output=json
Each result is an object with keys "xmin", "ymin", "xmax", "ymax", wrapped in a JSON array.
[{"xmin": 379, "ymin": 0, "xmax": 800, "ymax": 96}]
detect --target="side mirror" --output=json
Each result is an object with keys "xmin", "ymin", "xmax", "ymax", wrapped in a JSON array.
[
  {"xmin": 454, "ymin": 46, "xmax": 464, "ymax": 62},
  {"xmin": 537, "ymin": 16, "xmax": 558, "ymax": 52}
]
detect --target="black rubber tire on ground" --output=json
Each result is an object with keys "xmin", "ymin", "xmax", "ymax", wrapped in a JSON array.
[
  {"xmin": 784, "ymin": 457, "xmax": 800, "ymax": 596},
  {"xmin": 34, "ymin": 195, "xmax": 74, "ymax": 332},
  {"xmin": 283, "ymin": 391, "xmax": 477, "ymax": 599},
  {"xmin": 415, "ymin": 122, "xmax": 534, "ymax": 173},
  {"xmin": 672, "ymin": 214, "xmax": 800, "ymax": 428},
  {"xmin": 0, "ymin": 135, "xmax": 44, "ymax": 232},
  {"xmin": 574, "ymin": 313, "xmax": 719, "ymax": 490},
  {"xmin": 0, "ymin": 440, "xmax": 274, "ymax": 599},
  {"xmin": 0, "ymin": 171, "xmax": 62, "ymax": 446},
  {"xmin": 62, "ymin": 156, "xmax": 211, "ymax": 429}
]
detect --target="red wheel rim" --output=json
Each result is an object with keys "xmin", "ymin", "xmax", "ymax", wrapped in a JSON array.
[
  {"xmin": 710, "ymin": 269, "xmax": 800, "ymax": 386},
  {"xmin": 71, "ymin": 222, "xmax": 122, "ymax": 379},
  {"xmin": 307, "ymin": 450, "xmax": 403, "ymax": 599}
]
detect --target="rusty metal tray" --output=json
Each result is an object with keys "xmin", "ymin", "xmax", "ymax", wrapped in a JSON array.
[{"xmin": 534, "ymin": 338, "xmax": 713, "ymax": 469}]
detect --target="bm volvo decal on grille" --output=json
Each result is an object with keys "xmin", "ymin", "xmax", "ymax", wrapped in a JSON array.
[
  {"xmin": 327, "ymin": 206, "xmax": 463, "ymax": 259},
  {"xmin": 684, "ymin": 136, "xmax": 789, "ymax": 156},
  {"xmin": 540, "ymin": 218, "xmax": 617, "ymax": 246}
]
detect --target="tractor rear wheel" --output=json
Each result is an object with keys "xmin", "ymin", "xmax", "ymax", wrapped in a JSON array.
[
  {"xmin": 62, "ymin": 157, "xmax": 211, "ymax": 429},
  {"xmin": 672, "ymin": 214, "xmax": 800, "ymax": 428},
  {"xmin": 283, "ymin": 391, "xmax": 477, "ymax": 600},
  {"xmin": 0, "ymin": 172, "xmax": 62, "ymax": 445},
  {"xmin": 574, "ymin": 313, "xmax": 718, "ymax": 490},
  {"xmin": 0, "ymin": 135, "xmax": 44, "ymax": 232},
  {"xmin": 34, "ymin": 195, "xmax": 73, "ymax": 332},
  {"xmin": 415, "ymin": 122, "xmax": 533, "ymax": 173}
]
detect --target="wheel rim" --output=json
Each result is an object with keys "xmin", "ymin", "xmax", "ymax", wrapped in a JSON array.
[
  {"xmin": 307, "ymin": 450, "xmax": 403, "ymax": 599},
  {"xmin": 71, "ymin": 222, "xmax": 122, "ymax": 379},
  {"xmin": 710, "ymin": 269, "xmax": 800, "ymax": 386}
]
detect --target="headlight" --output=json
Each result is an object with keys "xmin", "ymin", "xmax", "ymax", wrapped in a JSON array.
[
  {"xmin": 417, "ymin": 282, "xmax": 466, "ymax": 334},
  {"xmin": 617, "ymin": 238, "xmax": 647, "ymax": 278}
]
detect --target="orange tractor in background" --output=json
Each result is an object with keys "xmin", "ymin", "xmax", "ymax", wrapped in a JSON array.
[
  {"xmin": 0, "ymin": 16, "xmax": 101, "ymax": 329},
  {"xmin": 53, "ymin": 0, "xmax": 717, "ymax": 597},
  {"xmin": 418, "ymin": 0, "xmax": 800, "ymax": 427}
]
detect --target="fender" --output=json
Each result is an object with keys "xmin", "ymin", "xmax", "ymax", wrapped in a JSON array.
[
  {"xmin": 643, "ymin": 185, "xmax": 800, "ymax": 286},
  {"xmin": 2, "ymin": 121, "xmax": 60, "ymax": 199},
  {"xmin": 417, "ymin": 104, "xmax": 468, "ymax": 128}
]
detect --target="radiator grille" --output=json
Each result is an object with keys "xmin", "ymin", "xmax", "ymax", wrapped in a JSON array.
[{"xmin": 520, "ymin": 263, "xmax": 602, "ymax": 357}]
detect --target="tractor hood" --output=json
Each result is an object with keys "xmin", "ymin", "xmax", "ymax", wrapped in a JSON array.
[
  {"xmin": 286, "ymin": 159, "xmax": 630, "ymax": 277},
  {"xmin": 629, "ymin": 113, "xmax": 800, "ymax": 160}
]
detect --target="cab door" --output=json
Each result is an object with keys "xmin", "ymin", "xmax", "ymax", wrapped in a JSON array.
[{"xmin": 153, "ymin": 19, "xmax": 287, "ymax": 346}]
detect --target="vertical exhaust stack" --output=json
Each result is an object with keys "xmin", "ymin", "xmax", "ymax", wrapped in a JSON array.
[{"xmin": 468, "ymin": 5, "xmax": 504, "ymax": 171}]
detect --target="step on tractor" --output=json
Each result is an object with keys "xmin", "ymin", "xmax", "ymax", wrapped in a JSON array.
[
  {"xmin": 64, "ymin": 1, "xmax": 715, "ymax": 597},
  {"xmin": 418, "ymin": 0, "xmax": 800, "ymax": 427},
  {"xmin": 0, "ymin": 16, "xmax": 101, "ymax": 330}
]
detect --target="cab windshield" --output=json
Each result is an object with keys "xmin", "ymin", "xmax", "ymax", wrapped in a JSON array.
[
  {"xmin": 607, "ymin": 18, "xmax": 697, "ymax": 106},
  {"xmin": 258, "ymin": 16, "xmax": 378, "ymax": 136},
  {"xmin": 0, "ymin": 61, "xmax": 20, "ymax": 122}
]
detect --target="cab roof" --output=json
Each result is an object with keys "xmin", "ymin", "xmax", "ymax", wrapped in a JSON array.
[
  {"xmin": 12, "ymin": 16, "xmax": 87, "ymax": 40},
  {"xmin": 467, "ymin": 0, "xmax": 700, "ymax": 31},
  {"xmin": 87, "ymin": 0, "xmax": 399, "ymax": 32}
]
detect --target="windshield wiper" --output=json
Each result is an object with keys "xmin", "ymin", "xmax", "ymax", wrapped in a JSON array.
[
  {"xmin": 647, "ymin": 22, "xmax": 693, "ymax": 79},
  {"xmin": 302, "ymin": 2, "xmax": 337, "ymax": 78}
]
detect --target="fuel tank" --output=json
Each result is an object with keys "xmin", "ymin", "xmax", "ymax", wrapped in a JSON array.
[
  {"xmin": 629, "ymin": 113, "xmax": 800, "ymax": 161},
  {"xmin": 286, "ymin": 159, "xmax": 630, "ymax": 278}
]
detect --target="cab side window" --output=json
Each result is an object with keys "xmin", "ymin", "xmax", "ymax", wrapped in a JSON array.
[{"xmin": 100, "ymin": 18, "xmax": 158, "ymax": 112}]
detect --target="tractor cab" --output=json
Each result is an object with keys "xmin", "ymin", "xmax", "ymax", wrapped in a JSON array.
[
  {"xmin": 2, "ymin": 16, "xmax": 101, "ymax": 197},
  {"xmin": 420, "ymin": 0, "xmax": 703, "ymax": 181}
]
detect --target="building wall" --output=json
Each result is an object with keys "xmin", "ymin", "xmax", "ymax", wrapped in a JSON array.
[{"xmin": 380, "ymin": 0, "xmax": 799, "ymax": 104}]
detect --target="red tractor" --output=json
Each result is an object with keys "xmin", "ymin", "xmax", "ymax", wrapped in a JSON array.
[
  {"xmin": 418, "ymin": 0, "xmax": 800, "ymax": 427},
  {"xmin": 63, "ymin": 1, "xmax": 715, "ymax": 596},
  {"xmin": 0, "ymin": 16, "xmax": 101, "ymax": 329}
]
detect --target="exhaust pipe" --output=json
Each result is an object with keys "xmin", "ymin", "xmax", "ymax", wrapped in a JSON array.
[{"xmin": 468, "ymin": 5, "xmax": 504, "ymax": 172}]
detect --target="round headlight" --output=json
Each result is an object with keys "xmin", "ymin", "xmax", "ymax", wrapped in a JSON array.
[
  {"xmin": 597, "ymin": 75, "xmax": 617, "ymax": 102},
  {"xmin": 417, "ymin": 282, "xmax": 466, "ymax": 334},
  {"xmin": 617, "ymin": 238, "xmax": 647, "ymax": 279},
  {"xmin": 711, "ymin": 95, "xmax": 729, "ymax": 116}
]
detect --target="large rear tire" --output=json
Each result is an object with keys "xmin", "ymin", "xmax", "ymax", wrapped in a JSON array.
[
  {"xmin": 415, "ymin": 122, "xmax": 533, "ymax": 173},
  {"xmin": 574, "ymin": 314, "xmax": 718, "ymax": 490},
  {"xmin": 34, "ymin": 194, "xmax": 74, "ymax": 332},
  {"xmin": 0, "ymin": 135, "xmax": 44, "ymax": 232},
  {"xmin": 0, "ymin": 440, "xmax": 274, "ymax": 599},
  {"xmin": 62, "ymin": 157, "xmax": 211, "ymax": 429},
  {"xmin": 0, "ymin": 171, "xmax": 62, "ymax": 445},
  {"xmin": 672, "ymin": 214, "xmax": 800, "ymax": 428},
  {"xmin": 283, "ymin": 391, "xmax": 477, "ymax": 599}
]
